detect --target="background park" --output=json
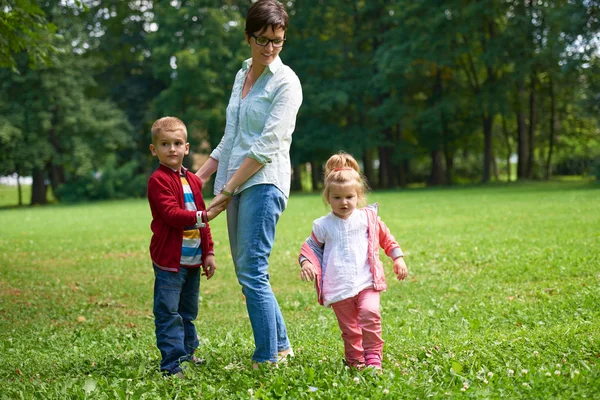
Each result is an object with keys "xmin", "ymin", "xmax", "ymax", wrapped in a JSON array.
[{"xmin": 1, "ymin": 0, "xmax": 599, "ymax": 398}]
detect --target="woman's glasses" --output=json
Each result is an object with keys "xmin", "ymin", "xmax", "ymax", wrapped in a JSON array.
[{"xmin": 250, "ymin": 33, "xmax": 286, "ymax": 48}]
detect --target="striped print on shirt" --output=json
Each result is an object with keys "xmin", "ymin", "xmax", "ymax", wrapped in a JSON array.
[{"xmin": 180, "ymin": 174, "xmax": 202, "ymax": 266}]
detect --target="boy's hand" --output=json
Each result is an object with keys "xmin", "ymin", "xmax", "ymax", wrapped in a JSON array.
[
  {"xmin": 300, "ymin": 261, "xmax": 317, "ymax": 282},
  {"xmin": 207, "ymin": 205, "xmax": 226, "ymax": 221},
  {"xmin": 393, "ymin": 256, "xmax": 408, "ymax": 281},
  {"xmin": 203, "ymin": 255, "xmax": 216, "ymax": 280}
]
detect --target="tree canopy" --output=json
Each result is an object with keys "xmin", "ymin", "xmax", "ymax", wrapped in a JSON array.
[{"xmin": 1, "ymin": 0, "xmax": 599, "ymax": 204}]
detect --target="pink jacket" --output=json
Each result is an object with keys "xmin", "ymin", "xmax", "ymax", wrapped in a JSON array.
[{"xmin": 299, "ymin": 204, "xmax": 403, "ymax": 306}]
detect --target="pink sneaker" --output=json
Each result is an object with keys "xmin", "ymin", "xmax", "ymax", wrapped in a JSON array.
[
  {"xmin": 365, "ymin": 353, "xmax": 382, "ymax": 370},
  {"xmin": 344, "ymin": 358, "xmax": 366, "ymax": 369}
]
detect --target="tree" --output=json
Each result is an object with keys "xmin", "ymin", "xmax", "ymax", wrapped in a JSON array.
[
  {"xmin": 0, "ymin": 0, "xmax": 58, "ymax": 72},
  {"xmin": 147, "ymin": 1, "xmax": 247, "ymax": 164},
  {"xmin": 0, "ymin": 1, "xmax": 133, "ymax": 204}
]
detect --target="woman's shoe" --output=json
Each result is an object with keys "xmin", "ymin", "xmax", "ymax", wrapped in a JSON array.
[
  {"xmin": 252, "ymin": 360, "xmax": 277, "ymax": 370},
  {"xmin": 277, "ymin": 347, "xmax": 294, "ymax": 363}
]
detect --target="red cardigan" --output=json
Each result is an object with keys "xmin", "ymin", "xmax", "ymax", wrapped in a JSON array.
[{"xmin": 148, "ymin": 164, "xmax": 214, "ymax": 272}]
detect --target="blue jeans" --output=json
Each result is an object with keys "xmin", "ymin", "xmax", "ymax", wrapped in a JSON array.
[
  {"xmin": 226, "ymin": 184, "xmax": 290, "ymax": 362},
  {"xmin": 153, "ymin": 264, "xmax": 200, "ymax": 374}
]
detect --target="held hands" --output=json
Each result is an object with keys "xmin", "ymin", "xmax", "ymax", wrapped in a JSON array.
[
  {"xmin": 202, "ymin": 255, "xmax": 216, "ymax": 280},
  {"xmin": 300, "ymin": 261, "xmax": 317, "ymax": 282},
  {"xmin": 207, "ymin": 204, "xmax": 227, "ymax": 221},
  {"xmin": 207, "ymin": 192, "xmax": 233, "ymax": 217},
  {"xmin": 393, "ymin": 256, "xmax": 408, "ymax": 281}
]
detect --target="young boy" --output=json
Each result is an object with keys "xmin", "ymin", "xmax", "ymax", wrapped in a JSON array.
[{"xmin": 147, "ymin": 116, "xmax": 222, "ymax": 377}]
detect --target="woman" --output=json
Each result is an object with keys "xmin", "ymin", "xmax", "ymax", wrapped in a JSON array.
[{"xmin": 196, "ymin": 0, "xmax": 302, "ymax": 367}]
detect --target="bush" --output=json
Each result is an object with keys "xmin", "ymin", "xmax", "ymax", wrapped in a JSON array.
[{"xmin": 56, "ymin": 158, "xmax": 147, "ymax": 202}]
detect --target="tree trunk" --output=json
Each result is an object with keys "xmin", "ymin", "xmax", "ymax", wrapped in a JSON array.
[
  {"xmin": 291, "ymin": 164, "xmax": 303, "ymax": 191},
  {"xmin": 17, "ymin": 172, "xmax": 23, "ymax": 206},
  {"xmin": 444, "ymin": 149, "xmax": 453, "ymax": 186},
  {"xmin": 501, "ymin": 114, "xmax": 512, "ymax": 182},
  {"xmin": 395, "ymin": 124, "xmax": 407, "ymax": 187},
  {"xmin": 362, "ymin": 149, "xmax": 375, "ymax": 189},
  {"xmin": 545, "ymin": 76, "xmax": 556, "ymax": 180},
  {"xmin": 492, "ymin": 152, "xmax": 499, "ymax": 181},
  {"xmin": 526, "ymin": 74, "xmax": 536, "ymax": 178},
  {"xmin": 49, "ymin": 163, "xmax": 64, "ymax": 200},
  {"xmin": 431, "ymin": 68, "xmax": 447, "ymax": 186},
  {"xmin": 31, "ymin": 167, "xmax": 47, "ymax": 205},
  {"xmin": 482, "ymin": 114, "xmax": 493, "ymax": 182},
  {"xmin": 440, "ymin": 106, "xmax": 452, "ymax": 185},
  {"xmin": 378, "ymin": 143, "xmax": 393, "ymax": 189},
  {"xmin": 428, "ymin": 150, "xmax": 445, "ymax": 186},
  {"xmin": 516, "ymin": 81, "xmax": 528, "ymax": 179},
  {"xmin": 310, "ymin": 160, "xmax": 321, "ymax": 193},
  {"xmin": 400, "ymin": 160, "xmax": 409, "ymax": 186}
]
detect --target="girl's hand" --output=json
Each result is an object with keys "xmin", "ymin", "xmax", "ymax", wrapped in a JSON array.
[
  {"xmin": 393, "ymin": 257, "xmax": 408, "ymax": 281},
  {"xmin": 300, "ymin": 261, "xmax": 317, "ymax": 282}
]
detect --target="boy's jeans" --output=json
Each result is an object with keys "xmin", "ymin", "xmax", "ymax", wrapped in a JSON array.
[
  {"xmin": 153, "ymin": 264, "xmax": 200, "ymax": 375},
  {"xmin": 331, "ymin": 288, "xmax": 383, "ymax": 366},
  {"xmin": 226, "ymin": 184, "xmax": 290, "ymax": 362}
]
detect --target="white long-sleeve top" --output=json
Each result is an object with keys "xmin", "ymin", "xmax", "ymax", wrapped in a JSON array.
[{"xmin": 312, "ymin": 210, "xmax": 373, "ymax": 307}]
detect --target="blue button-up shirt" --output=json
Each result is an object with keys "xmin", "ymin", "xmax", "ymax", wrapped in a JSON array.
[{"xmin": 210, "ymin": 56, "xmax": 303, "ymax": 200}]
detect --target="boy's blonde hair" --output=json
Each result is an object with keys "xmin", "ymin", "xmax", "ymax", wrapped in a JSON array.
[
  {"xmin": 151, "ymin": 117, "xmax": 188, "ymax": 143},
  {"xmin": 322, "ymin": 152, "xmax": 368, "ymax": 207}
]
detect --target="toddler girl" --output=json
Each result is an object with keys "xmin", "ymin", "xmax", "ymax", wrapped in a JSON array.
[{"xmin": 299, "ymin": 152, "xmax": 408, "ymax": 370}]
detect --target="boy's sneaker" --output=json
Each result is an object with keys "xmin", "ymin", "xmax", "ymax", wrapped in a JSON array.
[
  {"xmin": 162, "ymin": 370, "xmax": 184, "ymax": 379},
  {"xmin": 191, "ymin": 355, "xmax": 206, "ymax": 365}
]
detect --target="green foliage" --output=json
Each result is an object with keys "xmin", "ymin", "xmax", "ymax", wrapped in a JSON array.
[
  {"xmin": 0, "ymin": 182, "xmax": 599, "ymax": 398},
  {"xmin": 0, "ymin": 116, "xmax": 24, "ymax": 176},
  {"xmin": 0, "ymin": 0, "xmax": 58, "ymax": 72},
  {"xmin": 0, "ymin": 1, "xmax": 134, "ymax": 204},
  {"xmin": 147, "ymin": 2, "xmax": 247, "ymax": 151},
  {"xmin": 55, "ymin": 157, "xmax": 147, "ymax": 202},
  {"xmin": 1, "ymin": 0, "xmax": 599, "ymax": 202}
]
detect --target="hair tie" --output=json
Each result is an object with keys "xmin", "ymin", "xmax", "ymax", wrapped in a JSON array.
[{"xmin": 333, "ymin": 167, "xmax": 354, "ymax": 172}]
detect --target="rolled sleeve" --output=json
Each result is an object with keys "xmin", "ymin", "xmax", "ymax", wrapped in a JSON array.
[
  {"xmin": 210, "ymin": 137, "xmax": 224, "ymax": 161},
  {"xmin": 247, "ymin": 74, "xmax": 303, "ymax": 164}
]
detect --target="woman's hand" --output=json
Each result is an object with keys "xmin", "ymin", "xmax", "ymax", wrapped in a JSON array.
[
  {"xmin": 300, "ymin": 261, "xmax": 317, "ymax": 282},
  {"xmin": 207, "ymin": 192, "xmax": 233, "ymax": 214},
  {"xmin": 393, "ymin": 256, "xmax": 408, "ymax": 280}
]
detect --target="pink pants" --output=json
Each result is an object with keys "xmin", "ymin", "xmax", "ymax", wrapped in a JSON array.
[{"xmin": 331, "ymin": 288, "xmax": 383, "ymax": 366}]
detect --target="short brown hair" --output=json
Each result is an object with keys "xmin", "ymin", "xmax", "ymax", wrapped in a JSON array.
[
  {"xmin": 151, "ymin": 117, "xmax": 187, "ymax": 143},
  {"xmin": 245, "ymin": 0, "xmax": 289, "ymax": 35}
]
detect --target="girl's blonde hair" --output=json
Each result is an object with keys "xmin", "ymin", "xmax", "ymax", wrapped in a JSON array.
[{"xmin": 322, "ymin": 152, "xmax": 368, "ymax": 207}]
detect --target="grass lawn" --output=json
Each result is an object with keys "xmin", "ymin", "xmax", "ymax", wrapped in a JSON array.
[{"xmin": 0, "ymin": 181, "xmax": 599, "ymax": 398}]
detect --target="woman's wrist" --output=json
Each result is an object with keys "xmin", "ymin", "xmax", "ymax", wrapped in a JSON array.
[{"xmin": 220, "ymin": 185, "xmax": 233, "ymax": 196}]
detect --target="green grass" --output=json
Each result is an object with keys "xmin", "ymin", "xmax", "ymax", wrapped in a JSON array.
[
  {"xmin": 0, "ymin": 181, "xmax": 599, "ymax": 398},
  {"xmin": 0, "ymin": 184, "xmax": 55, "ymax": 208}
]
